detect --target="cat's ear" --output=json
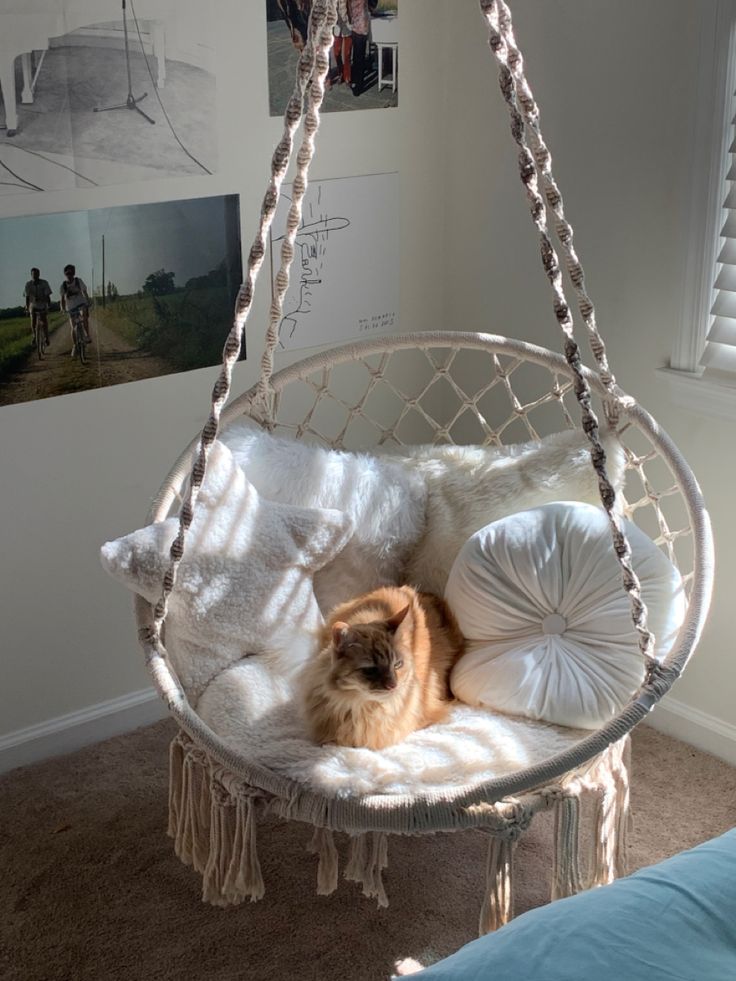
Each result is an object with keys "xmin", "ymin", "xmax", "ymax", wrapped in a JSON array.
[
  {"xmin": 386, "ymin": 604, "xmax": 411, "ymax": 633},
  {"xmin": 331, "ymin": 621, "xmax": 350, "ymax": 655}
]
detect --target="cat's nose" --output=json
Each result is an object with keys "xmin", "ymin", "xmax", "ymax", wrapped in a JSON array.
[{"xmin": 384, "ymin": 678, "xmax": 397, "ymax": 690}]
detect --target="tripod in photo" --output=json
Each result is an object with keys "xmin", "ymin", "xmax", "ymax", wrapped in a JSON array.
[{"xmin": 93, "ymin": 0, "xmax": 155, "ymax": 125}]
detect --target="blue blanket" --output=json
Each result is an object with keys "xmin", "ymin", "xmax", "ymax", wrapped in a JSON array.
[{"xmin": 407, "ymin": 829, "xmax": 736, "ymax": 981}]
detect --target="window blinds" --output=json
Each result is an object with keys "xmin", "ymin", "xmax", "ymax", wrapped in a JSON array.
[{"xmin": 702, "ymin": 93, "xmax": 736, "ymax": 373}]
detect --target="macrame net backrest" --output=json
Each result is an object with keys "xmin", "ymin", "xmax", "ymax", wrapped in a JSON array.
[{"xmin": 135, "ymin": 0, "xmax": 715, "ymax": 819}]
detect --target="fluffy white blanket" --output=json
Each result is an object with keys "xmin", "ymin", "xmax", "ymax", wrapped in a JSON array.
[
  {"xmin": 390, "ymin": 428, "xmax": 626, "ymax": 595},
  {"xmin": 196, "ymin": 656, "xmax": 587, "ymax": 798}
]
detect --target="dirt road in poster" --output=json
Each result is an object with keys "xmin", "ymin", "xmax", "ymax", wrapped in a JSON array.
[{"xmin": 0, "ymin": 313, "xmax": 171, "ymax": 406}]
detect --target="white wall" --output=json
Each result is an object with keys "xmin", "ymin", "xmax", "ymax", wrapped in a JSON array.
[
  {"xmin": 3, "ymin": 0, "xmax": 734, "ymax": 767},
  {"xmin": 0, "ymin": 0, "xmax": 449, "ymax": 750},
  {"xmin": 442, "ymin": 0, "xmax": 736, "ymax": 743}
]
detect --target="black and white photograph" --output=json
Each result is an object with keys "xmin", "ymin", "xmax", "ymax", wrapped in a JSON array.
[
  {"xmin": 0, "ymin": 0, "xmax": 217, "ymax": 196},
  {"xmin": 266, "ymin": 0, "xmax": 399, "ymax": 116},
  {"xmin": 0, "ymin": 193, "xmax": 242, "ymax": 406}
]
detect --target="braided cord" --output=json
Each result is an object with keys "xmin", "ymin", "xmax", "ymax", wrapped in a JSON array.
[
  {"xmin": 483, "ymin": 0, "xmax": 618, "ymax": 417},
  {"xmin": 479, "ymin": 0, "xmax": 655, "ymax": 668},
  {"xmin": 148, "ymin": 0, "xmax": 335, "ymax": 645},
  {"xmin": 257, "ymin": 1, "xmax": 339, "ymax": 414}
]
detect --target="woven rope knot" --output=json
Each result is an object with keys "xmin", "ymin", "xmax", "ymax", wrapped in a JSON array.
[
  {"xmin": 519, "ymin": 154, "xmax": 535, "ymax": 183},
  {"xmin": 540, "ymin": 786, "xmax": 565, "ymax": 806},
  {"xmin": 644, "ymin": 657, "xmax": 670, "ymax": 687},
  {"xmin": 553, "ymin": 299, "xmax": 571, "ymax": 326},
  {"xmin": 137, "ymin": 624, "xmax": 156, "ymax": 646}
]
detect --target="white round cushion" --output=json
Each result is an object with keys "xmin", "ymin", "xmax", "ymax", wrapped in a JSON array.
[{"xmin": 446, "ymin": 502, "xmax": 687, "ymax": 729}]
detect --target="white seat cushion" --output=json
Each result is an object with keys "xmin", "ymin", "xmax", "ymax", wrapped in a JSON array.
[
  {"xmin": 196, "ymin": 658, "xmax": 590, "ymax": 798},
  {"xmin": 446, "ymin": 502, "xmax": 687, "ymax": 729}
]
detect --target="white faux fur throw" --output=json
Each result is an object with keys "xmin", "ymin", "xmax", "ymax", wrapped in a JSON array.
[
  {"xmin": 386, "ymin": 429, "xmax": 626, "ymax": 595},
  {"xmin": 219, "ymin": 422, "xmax": 624, "ymax": 606},
  {"xmin": 220, "ymin": 419, "xmax": 427, "ymax": 613},
  {"xmin": 196, "ymin": 657, "xmax": 587, "ymax": 798}
]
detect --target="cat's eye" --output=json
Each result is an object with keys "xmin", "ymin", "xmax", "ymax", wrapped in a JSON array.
[
  {"xmin": 361, "ymin": 667, "xmax": 379, "ymax": 677},
  {"xmin": 394, "ymin": 660, "xmax": 403, "ymax": 669}
]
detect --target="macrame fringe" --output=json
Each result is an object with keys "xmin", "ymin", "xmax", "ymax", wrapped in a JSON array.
[
  {"xmin": 479, "ymin": 836, "xmax": 515, "ymax": 934},
  {"xmin": 168, "ymin": 739, "xmax": 265, "ymax": 906},
  {"xmin": 167, "ymin": 736, "xmax": 185, "ymax": 841},
  {"xmin": 587, "ymin": 741, "xmax": 631, "ymax": 887},
  {"xmin": 202, "ymin": 782, "xmax": 231, "ymax": 905},
  {"xmin": 344, "ymin": 833, "xmax": 389, "ymax": 908},
  {"xmin": 551, "ymin": 795, "xmax": 583, "ymax": 900},
  {"xmin": 201, "ymin": 780, "xmax": 265, "ymax": 906},
  {"xmin": 165, "ymin": 733, "xmax": 631, "ymax": 917},
  {"xmin": 307, "ymin": 827, "xmax": 339, "ymax": 895},
  {"xmin": 168, "ymin": 737, "xmax": 211, "ymax": 874}
]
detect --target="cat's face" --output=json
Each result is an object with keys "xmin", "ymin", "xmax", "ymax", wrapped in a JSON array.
[{"xmin": 329, "ymin": 606, "xmax": 411, "ymax": 699}]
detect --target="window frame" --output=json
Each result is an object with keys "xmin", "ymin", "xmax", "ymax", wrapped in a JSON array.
[{"xmin": 661, "ymin": 0, "xmax": 736, "ymax": 420}]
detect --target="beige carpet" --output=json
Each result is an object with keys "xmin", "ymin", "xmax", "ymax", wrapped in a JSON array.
[{"xmin": 1, "ymin": 721, "xmax": 734, "ymax": 981}]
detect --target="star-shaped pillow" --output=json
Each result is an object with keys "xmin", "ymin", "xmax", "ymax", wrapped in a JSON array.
[{"xmin": 100, "ymin": 441, "xmax": 354, "ymax": 702}]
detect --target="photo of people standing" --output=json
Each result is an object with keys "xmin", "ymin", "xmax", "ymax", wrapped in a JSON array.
[{"xmin": 266, "ymin": 0, "xmax": 398, "ymax": 115}]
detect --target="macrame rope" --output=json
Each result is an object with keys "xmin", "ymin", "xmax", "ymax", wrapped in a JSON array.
[
  {"xmin": 484, "ymin": 0, "xmax": 619, "ymax": 415},
  {"xmin": 257, "ymin": 2, "xmax": 339, "ymax": 416},
  {"xmin": 479, "ymin": 0, "xmax": 656, "ymax": 669},
  {"xmin": 146, "ymin": 0, "xmax": 335, "ymax": 647}
]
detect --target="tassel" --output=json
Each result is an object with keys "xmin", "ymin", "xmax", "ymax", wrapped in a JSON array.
[
  {"xmin": 174, "ymin": 750, "xmax": 195, "ymax": 866},
  {"xmin": 307, "ymin": 828, "xmax": 339, "ymax": 896},
  {"xmin": 588, "ymin": 762, "xmax": 629, "ymax": 888},
  {"xmin": 204, "ymin": 786, "xmax": 264, "ymax": 907},
  {"xmin": 345, "ymin": 833, "xmax": 389, "ymax": 908},
  {"xmin": 365, "ymin": 833, "xmax": 389, "ymax": 908},
  {"xmin": 222, "ymin": 796, "xmax": 265, "ymax": 904},
  {"xmin": 168, "ymin": 738, "xmax": 212, "ymax": 875},
  {"xmin": 222, "ymin": 796, "xmax": 246, "ymax": 901},
  {"xmin": 202, "ymin": 781, "xmax": 238, "ymax": 906},
  {"xmin": 551, "ymin": 796, "xmax": 583, "ymax": 900},
  {"xmin": 581, "ymin": 738, "xmax": 631, "ymax": 888},
  {"xmin": 345, "ymin": 834, "xmax": 368, "ymax": 882},
  {"xmin": 479, "ymin": 836, "xmax": 514, "ymax": 934},
  {"xmin": 190, "ymin": 758, "xmax": 212, "ymax": 875},
  {"xmin": 243, "ymin": 796, "xmax": 265, "ymax": 901},
  {"xmin": 588, "ymin": 780, "xmax": 614, "ymax": 887},
  {"xmin": 167, "ymin": 736, "xmax": 185, "ymax": 840},
  {"xmin": 168, "ymin": 739, "xmax": 267, "ymax": 907},
  {"xmin": 614, "ymin": 743, "xmax": 632, "ymax": 879}
]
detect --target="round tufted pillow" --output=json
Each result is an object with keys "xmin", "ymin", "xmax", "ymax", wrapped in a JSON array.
[{"xmin": 446, "ymin": 502, "xmax": 687, "ymax": 730}]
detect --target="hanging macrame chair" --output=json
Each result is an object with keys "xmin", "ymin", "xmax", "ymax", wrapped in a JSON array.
[{"xmin": 132, "ymin": 0, "xmax": 714, "ymax": 930}]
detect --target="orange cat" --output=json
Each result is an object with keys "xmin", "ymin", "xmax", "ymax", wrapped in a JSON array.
[{"xmin": 302, "ymin": 585, "xmax": 465, "ymax": 750}]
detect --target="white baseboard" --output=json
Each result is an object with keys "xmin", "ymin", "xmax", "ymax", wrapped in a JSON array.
[
  {"xmin": 645, "ymin": 695, "xmax": 736, "ymax": 767},
  {"xmin": 0, "ymin": 689, "xmax": 168, "ymax": 776}
]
